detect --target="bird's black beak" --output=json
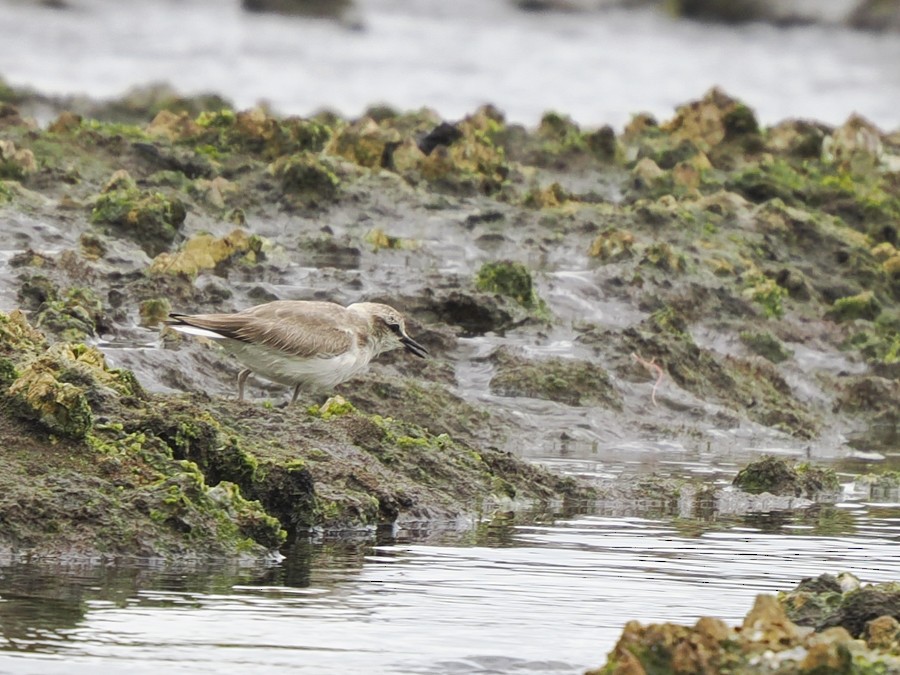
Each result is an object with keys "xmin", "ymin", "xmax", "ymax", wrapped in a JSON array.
[{"xmin": 401, "ymin": 334, "xmax": 428, "ymax": 358}]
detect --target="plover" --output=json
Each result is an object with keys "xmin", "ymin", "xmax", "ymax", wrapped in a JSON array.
[{"xmin": 167, "ymin": 300, "xmax": 427, "ymax": 404}]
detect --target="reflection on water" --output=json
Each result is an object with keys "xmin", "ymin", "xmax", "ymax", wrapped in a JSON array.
[{"xmin": 1, "ymin": 501, "xmax": 898, "ymax": 674}]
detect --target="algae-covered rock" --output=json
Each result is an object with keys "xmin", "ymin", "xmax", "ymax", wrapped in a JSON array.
[
  {"xmin": 29, "ymin": 284, "xmax": 105, "ymax": 341},
  {"xmin": 827, "ymin": 290, "xmax": 882, "ymax": 322},
  {"xmin": 195, "ymin": 108, "xmax": 331, "ymax": 159},
  {"xmin": 654, "ymin": 87, "xmax": 761, "ymax": 155},
  {"xmin": 590, "ymin": 585, "xmax": 900, "ymax": 675},
  {"xmin": 325, "ymin": 116, "xmax": 400, "ymax": 168},
  {"xmin": 6, "ymin": 340, "xmax": 143, "ymax": 439},
  {"xmin": 475, "ymin": 260, "xmax": 547, "ymax": 314},
  {"xmin": 7, "ymin": 361, "xmax": 93, "ymax": 439},
  {"xmin": 740, "ymin": 330, "xmax": 793, "ymax": 363},
  {"xmin": 270, "ymin": 151, "xmax": 341, "ymax": 206},
  {"xmin": 415, "ymin": 109, "xmax": 509, "ymax": 195},
  {"xmin": 732, "ymin": 456, "xmax": 840, "ymax": 499},
  {"xmin": 487, "ymin": 346, "xmax": 622, "ymax": 408},
  {"xmin": 781, "ymin": 573, "xmax": 900, "ymax": 639},
  {"xmin": 588, "ymin": 228, "xmax": 635, "ymax": 261},
  {"xmin": 148, "ymin": 228, "xmax": 265, "ymax": 277},
  {"xmin": 90, "ymin": 175, "xmax": 187, "ymax": 256},
  {"xmin": 139, "ymin": 298, "xmax": 172, "ymax": 327},
  {"xmin": 0, "ymin": 138, "xmax": 37, "ymax": 180},
  {"xmin": 0, "ymin": 308, "xmax": 46, "ymax": 358}
]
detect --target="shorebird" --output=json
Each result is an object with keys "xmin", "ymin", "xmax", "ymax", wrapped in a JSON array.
[{"xmin": 166, "ymin": 300, "xmax": 428, "ymax": 404}]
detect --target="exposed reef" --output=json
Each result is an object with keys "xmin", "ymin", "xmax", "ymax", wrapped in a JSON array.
[
  {"xmin": 0, "ymin": 80, "xmax": 898, "ymax": 558},
  {"xmin": 590, "ymin": 574, "xmax": 900, "ymax": 674}
]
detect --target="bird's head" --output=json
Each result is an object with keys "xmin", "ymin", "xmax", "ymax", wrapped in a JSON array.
[{"xmin": 348, "ymin": 302, "xmax": 428, "ymax": 358}]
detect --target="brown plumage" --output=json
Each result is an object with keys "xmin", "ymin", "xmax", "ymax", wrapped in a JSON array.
[{"xmin": 167, "ymin": 300, "xmax": 427, "ymax": 403}]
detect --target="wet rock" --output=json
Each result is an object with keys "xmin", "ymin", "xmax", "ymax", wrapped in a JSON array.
[
  {"xmin": 782, "ymin": 573, "xmax": 900, "ymax": 638},
  {"xmin": 297, "ymin": 234, "xmax": 362, "ymax": 269},
  {"xmin": 419, "ymin": 290, "xmax": 513, "ymax": 336},
  {"xmin": 148, "ymin": 228, "xmax": 265, "ymax": 278},
  {"xmin": 764, "ymin": 119, "xmax": 828, "ymax": 159},
  {"xmin": 592, "ymin": 584, "xmax": 900, "ymax": 674},
  {"xmin": 0, "ymin": 139, "xmax": 37, "ymax": 180},
  {"xmin": 671, "ymin": 0, "xmax": 860, "ymax": 27},
  {"xmin": 833, "ymin": 375, "xmax": 899, "ymax": 418},
  {"xmin": 610, "ymin": 311, "xmax": 820, "ymax": 437},
  {"xmin": 486, "ymin": 346, "xmax": 622, "ymax": 408},
  {"xmin": 827, "ymin": 290, "xmax": 882, "ymax": 322},
  {"xmin": 417, "ymin": 120, "xmax": 464, "ymax": 156},
  {"xmin": 270, "ymin": 152, "xmax": 341, "ymax": 207},
  {"xmin": 732, "ymin": 456, "xmax": 840, "ymax": 499},
  {"xmin": 195, "ymin": 108, "xmax": 332, "ymax": 159},
  {"xmin": 474, "ymin": 260, "xmax": 548, "ymax": 315},
  {"xmin": 864, "ymin": 615, "xmax": 900, "ymax": 651},
  {"xmin": 588, "ymin": 227, "xmax": 635, "ymax": 261},
  {"xmin": 739, "ymin": 329, "xmax": 793, "ymax": 363},
  {"xmin": 90, "ymin": 173, "xmax": 187, "ymax": 256}
]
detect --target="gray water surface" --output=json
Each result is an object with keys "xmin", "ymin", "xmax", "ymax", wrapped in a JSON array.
[
  {"xmin": 0, "ymin": 0, "xmax": 898, "ymax": 129},
  {"xmin": 1, "ymin": 493, "xmax": 899, "ymax": 674}
]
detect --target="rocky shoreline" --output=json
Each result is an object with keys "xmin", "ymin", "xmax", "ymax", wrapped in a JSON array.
[
  {"xmin": 0, "ymin": 79, "xmax": 898, "ymax": 562},
  {"xmin": 591, "ymin": 573, "xmax": 900, "ymax": 674}
]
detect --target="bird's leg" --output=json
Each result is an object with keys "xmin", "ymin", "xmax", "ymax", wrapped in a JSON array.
[
  {"xmin": 236, "ymin": 368, "xmax": 251, "ymax": 401},
  {"xmin": 290, "ymin": 382, "xmax": 303, "ymax": 405}
]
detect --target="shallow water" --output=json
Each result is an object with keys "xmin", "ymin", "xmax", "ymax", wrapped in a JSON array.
[
  {"xmin": 1, "ymin": 496, "xmax": 899, "ymax": 674},
  {"xmin": 2, "ymin": 2, "xmax": 900, "ymax": 672},
  {"xmin": 0, "ymin": 0, "xmax": 898, "ymax": 129}
]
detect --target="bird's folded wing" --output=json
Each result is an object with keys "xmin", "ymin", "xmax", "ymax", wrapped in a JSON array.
[{"xmin": 169, "ymin": 312, "xmax": 355, "ymax": 358}]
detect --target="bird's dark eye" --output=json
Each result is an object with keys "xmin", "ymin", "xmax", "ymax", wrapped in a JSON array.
[{"xmin": 388, "ymin": 322, "xmax": 402, "ymax": 335}]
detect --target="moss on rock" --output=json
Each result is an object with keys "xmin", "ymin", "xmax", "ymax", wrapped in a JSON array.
[
  {"xmin": 739, "ymin": 330, "xmax": 793, "ymax": 363},
  {"xmin": 732, "ymin": 456, "xmax": 840, "ymax": 499},
  {"xmin": 148, "ymin": 228, "xmax": 264, "ymax": 277},
  {"xmin": 475, "ymin": 260, "xmax": 548, "ymax": 314},
  {"xmin": 270, "ymin": 151, "xmax": 341, "ymax": 206},
  {"xmin": 90, "ymin": 177, "xmax": 187, "ymax": 256},
  {"xmin": 488, "ymin": 346, "xmax": 622, "ymax": 408},
  {"xmin": 828, "ymin": 290, "xmax": 882, "ymax": 322}
]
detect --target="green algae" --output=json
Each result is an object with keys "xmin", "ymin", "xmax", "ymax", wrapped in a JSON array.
[
  {"xmin": 589, "ymin": 228, "xmax": 635, "ymax": 261},
  {"xmin": 733, "ymin": 456, "xmax": 840, "ymax": 498},
  {"xmin": 148, "ymin": 228, "xmax": 264, "ymax": 277},
  {"xmin": 744, "ymin": 276, "xmax": 788, "ymax": 318},
  {"xmin": 5, "ymin": 341, "xmax": 144, "ymax": 439},
  {"xmin": 829, "ymin": 290, "xmax": 882, "ymax": 322},
  {"xmin": 271, "ymin": 151, "xmax": 341, "ymax": 206},
  {"xmin": 641, "ymin": 241, "xmax": 687, "ymax": 273},
  {"xmin": 90, "ymin": 182, "xmax": 187, "ymax": 256},
  {"xmin": 308, "ymin": 395, "xmax": 356, "ymax": 420},
  {"xmin": 740, "ymin": 330, "xmax": 793, "ymax": 363},
  {"xmin": 475, "ymin": 260, "xmax": 548, "ymax": 315},
  {"xmin": 33, "ymin": 286, "xmax": 105, "ymax": 341},
  {"xmin": 139, "ymin": 298, "xmax": 172, "ymax": 327},
  {"xmin": 0, "ymin": 309, "xmax": 283, "ymax": 556},
  {"xmin": 489, "ymin": 347, "xmax": 623, "ymax": 409},
  {"xmin": 194, "ymin": 108, "xmax": 331, "ymax": 159}
]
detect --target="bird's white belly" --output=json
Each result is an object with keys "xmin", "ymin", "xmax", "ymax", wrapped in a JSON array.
[{"xmin": 222, "ymin": 340, "xmax": 373, "ymax": 390}]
